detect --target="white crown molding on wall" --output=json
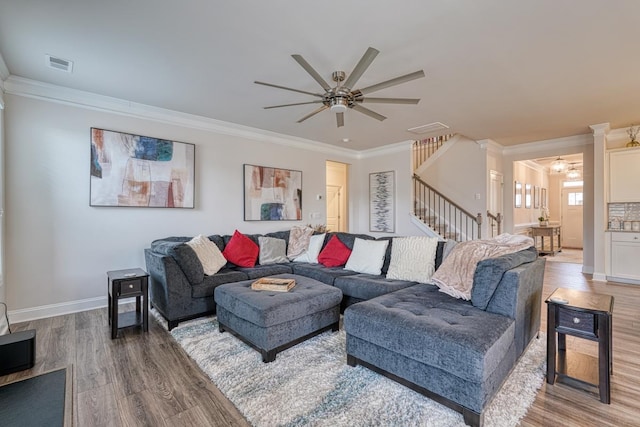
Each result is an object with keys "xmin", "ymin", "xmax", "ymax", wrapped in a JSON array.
[
  {"xmin": 502, "ymin": 133, "xmax": 592, "ymax": 156},
  {"xmin": 476, "ymin": 139, "xmax": 504, "ymax": 154},
  {"xmin": 3, "ymin": 75, "xmax": 361, "ymax": 159},
  {"xmin": 357, "ymin": 139, "xmax": 414, "ymax": 159}
]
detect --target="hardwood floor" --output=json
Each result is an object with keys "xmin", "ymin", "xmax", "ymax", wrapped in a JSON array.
[{"xmin": 1, "ymin": 261, "xmax": 639, "ymax": 426}]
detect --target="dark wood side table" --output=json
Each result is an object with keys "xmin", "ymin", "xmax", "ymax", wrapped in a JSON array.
[
  {"xmin": 107, "ymin": 268, "xmax": 149, "ymax": 339},
  {"xmin": 546, "ymin": 288, "xmax": 614, "ymax": 403}
]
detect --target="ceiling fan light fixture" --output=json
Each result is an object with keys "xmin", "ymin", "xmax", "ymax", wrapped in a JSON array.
[{"xmin": 330, "ymin": 97, "xmax": 348, "ymax": 113}]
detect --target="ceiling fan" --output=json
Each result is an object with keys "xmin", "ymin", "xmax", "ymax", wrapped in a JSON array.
[{"xmin": 255, "ymin": 47, "xmax": 425, "ymax": 128}]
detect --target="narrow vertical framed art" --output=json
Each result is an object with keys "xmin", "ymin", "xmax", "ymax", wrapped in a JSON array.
[{"xmin": 369, "ymin": 170, "xmax": 395, "ymax": 232}]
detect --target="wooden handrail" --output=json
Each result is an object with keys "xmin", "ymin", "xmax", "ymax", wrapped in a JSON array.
[
  {"xmin": 487, "ymin": 211, "xmax": 502, "ymax": 237},
  {"xmin": 412, "ymin": 174, "xmax": 482, "ymax": 241},
  {"xmin": 412, "ymin": 134, "xmax": 456, "ymax": 171}
]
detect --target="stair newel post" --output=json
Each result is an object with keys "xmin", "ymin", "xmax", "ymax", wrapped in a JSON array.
[{"xmin": 476, "ymin": 213, "xmax": 483, "ymax": 239}]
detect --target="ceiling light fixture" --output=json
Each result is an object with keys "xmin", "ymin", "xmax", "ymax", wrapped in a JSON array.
[
  {"xmin": 550, "ymin": 157, "xmax": 569, "ymax": 173},
  {"xmin": 330, "ymin": 97, "xmax": 348, "ymax": 113},
  {"xmin": 566, "ymin": 164, "xmax": 581, "ymax": 181}
]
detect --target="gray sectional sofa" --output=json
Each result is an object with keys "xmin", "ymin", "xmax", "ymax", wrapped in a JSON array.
[{"xmin": 144, "ymin": 230, "xmax": 545, "ymax": 427}]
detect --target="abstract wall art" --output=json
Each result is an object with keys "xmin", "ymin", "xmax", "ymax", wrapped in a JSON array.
[
  {"xmin": 90, "ymin": 128, "xmax": 195, "ymax": 208},
  {"xmin": 370, "ymin": 170, "xmax": 395, "ymax": 232},
  {"xmin": 244, "ymin": 164, "xmax": 302, "ymax": 221}
]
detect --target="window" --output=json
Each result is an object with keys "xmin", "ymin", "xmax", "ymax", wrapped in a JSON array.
[
  {"xmin": 563, "ymin": 180, "xmax": 583, "ymax": 188},
  {"xmin": 567, "ymin": 192, "xmax": 583, "ymax": 206}
]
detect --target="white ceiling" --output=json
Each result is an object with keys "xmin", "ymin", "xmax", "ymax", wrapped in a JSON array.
[{"xmin": 1, "ymin": 1, "xmax": 639, "ymax": 151}]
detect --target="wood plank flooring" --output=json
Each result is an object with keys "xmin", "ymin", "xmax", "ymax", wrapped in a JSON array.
[{"xmin": 2, "ymin": 261, "xmax": 639, "ymax": 426}]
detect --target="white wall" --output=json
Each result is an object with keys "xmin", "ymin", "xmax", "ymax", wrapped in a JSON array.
[
  {"xmin": 352, "ymin": 144, "xmax": 426, "ymax": 237},
  {"xmin": 5, "ymin": 94, "xmax": 358, "ymax": 319},
  {"xmin": 0, "ymin": 89, "xmax": 4, "ymax": 303}
]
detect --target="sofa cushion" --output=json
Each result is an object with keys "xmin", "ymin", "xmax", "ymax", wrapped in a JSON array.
[
  {"xmin": 318, "ymin": 235, "xmax": 352, "ymax": 267},
  {"xmin": 287, "ymin": 226, "xmax": 314, "ymax": 259},
  {"xmin": 326, "ymin": 232, "xmax": 375, "ymax": 250},
  {"xmin": 345, "ymin": 238, "xmax": 389, "ymax": 275},
  {"xmin": 206, "ymin": 235, "xmax": 226, "ymax": 251},
  {"xmin": 191, "ymin": 268, "xmax": 249, "ymax": 298},
  {"xmin": 471, "ymin": 246, "xmax": 538, "ymax": 310},
  {"xmin": 291, "ymin": 263, "xmax": 359, "ymax": 285},
  {"xmin": 386, "ymin": 236, "xmax": 439, "ymax": 283},
  {"xmin": 333, "ymin": 274, "xmax": 418, "ymax": 300},
  {"xmin": 233, "ymin": 263, "xmax": 293, "ymax": 280},
  {"xmin": 293, "ymin": 233, "xmax": 326, "ymax": 263},
  {"xmin": 344, "ymin": 283, "xmax": 515, "ymax": 383},
  {"xmin": 258, "ymin": 236, "xmax": 289, "ymax": 265},
  {"xmin": 223, "ymin": 230, "xmax": 260, "ymax": 267},
  {"xmin": 187, "ymin": 234, "xmax": 227, "ymax": 275}
]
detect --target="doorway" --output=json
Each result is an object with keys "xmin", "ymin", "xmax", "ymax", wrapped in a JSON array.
[
  {"xmin": 561, "ymin": 182, "xmax": 583, "ymax": 249},
  {"xmin": 326, "ymin": 161, "xmax": 348, "ymax": 232}
]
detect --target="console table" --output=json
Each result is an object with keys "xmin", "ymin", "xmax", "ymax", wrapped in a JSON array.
[
  {"xmin": 546, "ymin": 288, "xmax": 614, "ymax": 403},
  {"xmin": 531, "ymin": 225, "xmax": 562, "ymax": 255},
  {"xmin": 107, "ymin": 268, "xmax": 149, "ymax": 339}
]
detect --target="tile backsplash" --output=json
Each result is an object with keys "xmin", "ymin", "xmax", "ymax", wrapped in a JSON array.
[{"xmin": 608, "ymin": 203, "xmax": 640, "ymax": 230}]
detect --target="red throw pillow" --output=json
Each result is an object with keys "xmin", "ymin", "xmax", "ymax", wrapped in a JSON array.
[
  {"xmin": 318, "ymin": 235, "xmax": 352, "ymax": 267},
  {"xmin": 222, "ymin": 230, "xmax": 259, "ymax": 267}
]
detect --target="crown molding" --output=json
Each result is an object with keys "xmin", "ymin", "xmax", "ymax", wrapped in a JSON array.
[
  {"xmin": 357, "ymin": 139, "xmax": 414, "ymax": 159},
  {"xmin": 476, "ymin": 138, "xmax": 504, "ymax": 154},
  {"xmin": 502, "ymin": 133, "xmax": 591, "ymax": 156},
  {"xmin": 589, "ymin": 122, "xmax": 610, "ymax": 136},
  {"xmin": 3, "ymin": 76, "xmax": 361, "ymax": 159}
]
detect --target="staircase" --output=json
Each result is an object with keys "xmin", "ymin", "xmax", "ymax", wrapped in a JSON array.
[{"xmin": 411, "ymin": 135, "xmax": 487, "ymax": 242}]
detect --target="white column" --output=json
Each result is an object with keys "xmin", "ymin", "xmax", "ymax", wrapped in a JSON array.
[{"xmin": 589, "ymin": 123, "xmax": 609, "ymax": 282}]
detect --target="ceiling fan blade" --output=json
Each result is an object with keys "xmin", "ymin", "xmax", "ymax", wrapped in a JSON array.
[
  {"xmin": 264, "ymin": 100, "xmax": 324, "ymax": 109},
  {"xmin": 297, "ymin": 105, "xmax": 329, "ymax": 123},
  {"xmin": 254, "ymin": 81, "xmax": 323, "ymax": 98},
  {"xmin": 343, "ymin": 47, "xmax": 379, "ymax": 90},
  {"xmin": 357, "ymin": 70, "xmax": 425, "ymax": 95},
  {"xmin": 352, "ymin": 104, "xmax": 386, "ymax": 121},
  {"xmin": 357, "ymin": 97, "xmax": 420, "ymax": 104},
  {"xmin": 336, "ymin": 112, "xmax": 344, "ymax": 128},
  {"xmin": 291, "ymin": 54, "xmax": 332, "ymax": 91}
]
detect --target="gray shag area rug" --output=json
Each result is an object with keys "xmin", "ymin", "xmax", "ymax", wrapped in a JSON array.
[{"xmin": 154, "ymin": 312, "xmax": 546, "ymax": 427}]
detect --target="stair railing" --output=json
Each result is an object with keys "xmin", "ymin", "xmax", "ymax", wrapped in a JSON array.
[
  {"xmin": 412, "ymin": 174, "xmax": 482, "ymax": 241},
  {"xmin": 412, "ymin": 134, "xmax": 456, "ymax": 171},
  {"xmin": 487, "ymin": 211, "xmax": 502, "ymax": 238}
]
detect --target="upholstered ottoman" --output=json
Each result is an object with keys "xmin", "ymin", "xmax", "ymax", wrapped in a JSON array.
[{"xmin": 214, "ymin": 274, "xmax": 342, "ymax": 362}]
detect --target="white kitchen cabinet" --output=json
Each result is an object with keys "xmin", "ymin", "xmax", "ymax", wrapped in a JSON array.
[
  {"xmin": 609, "ymin": 149, "xmax": 640, "ymax": 202},
  {"xmin": 610, "ymin": 232, "xmax": 640, "ymax": 280}
]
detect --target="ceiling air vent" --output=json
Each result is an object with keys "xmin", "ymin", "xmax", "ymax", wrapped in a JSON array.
[
  {"xmin": 407, "ymin": 122, "xmax": 449, "ymax": 135},
  {"xmin": 45, "ymin": 54, "xmax": 73, "ymax": 73}
]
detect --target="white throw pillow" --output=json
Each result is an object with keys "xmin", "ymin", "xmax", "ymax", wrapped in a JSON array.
[
  {"xmin": 386, "ymin": 236, "xmax": 439, "ymax": 283},
  {"xmin": 186, "ymin": 234, "xmax": 227, "ymax": 275},
  {"xmin": 345, "ymin": 238, "xmax": 389, "ymax": 275},
  {"xmin": 293, "ymin": 233, "xmax": 326, "ymax": 263}
]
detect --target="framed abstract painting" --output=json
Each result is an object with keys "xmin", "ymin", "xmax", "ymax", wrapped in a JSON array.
[
  {"xmin": 370, "ymin": 170, "xmax": 395, "ymax": 232},
  {"xmin": 244, "ymin": 164, "xmax": 302, "ymax": 221},
  {"xmin": 90, "ymin": 128, "xmax": 195, "ymax": 208}
]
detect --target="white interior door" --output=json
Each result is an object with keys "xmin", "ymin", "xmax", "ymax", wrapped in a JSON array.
[
  {"xmin": 326, "ymin": 185, "xmax": 342, "ymax": 232},
  {"xmin": 561, "ymin": 186, "xmax": 583, "ymax": 248}
]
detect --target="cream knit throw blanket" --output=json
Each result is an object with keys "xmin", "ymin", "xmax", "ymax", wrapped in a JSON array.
[{"xmin": 431, "ymin": 234, "xmax": 534, "ymax": 300}]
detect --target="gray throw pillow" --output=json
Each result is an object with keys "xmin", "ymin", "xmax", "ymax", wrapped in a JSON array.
[{"xmin": 259, "ymin": 236, "xmax": 289, "ymax": 265}]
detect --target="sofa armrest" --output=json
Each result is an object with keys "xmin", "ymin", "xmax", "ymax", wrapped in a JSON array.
[
  {"xmin": 485, "ymin": 258, "xmax": 546, "ymax": 355},
  {"xmin": 144, "ymin": 248, "xmax": 196, "ymax": 321}
]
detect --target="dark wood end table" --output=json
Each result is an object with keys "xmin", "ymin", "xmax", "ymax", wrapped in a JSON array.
[
  {"xmin": 107, "ymin": 268, "xmax": 149, "ymax": 339},
  {"xmin": 546, "ymin": 288, "xmax": 614, "ymax": 403}
]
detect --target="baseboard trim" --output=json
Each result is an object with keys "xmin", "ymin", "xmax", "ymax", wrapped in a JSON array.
[
  {"xmin": 8, "ymin": 296, "xmax": 108, "ymax": 324},
  {"xmin": 592, "ymin": 272, "xmax": 608, "ymax": 282}
]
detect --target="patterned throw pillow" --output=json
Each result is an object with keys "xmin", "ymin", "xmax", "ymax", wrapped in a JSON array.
[
  {"xmin": 186, "ymin": 234, "xmax": 227, "ymax": 275},
  {"xmin": 386, "ymin": 236, "xmax": 439, "ymax": 283},
  {"xmin": 222, "ymin": 230, "xmax": 259, "ymax": 268},
  {"xmin": 318, "ymin": 235, "xmax": 352, "ymax": 267},
  {"xmin": 287, "ymin": 226, "xmax": 314, "ymax": 259}
]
